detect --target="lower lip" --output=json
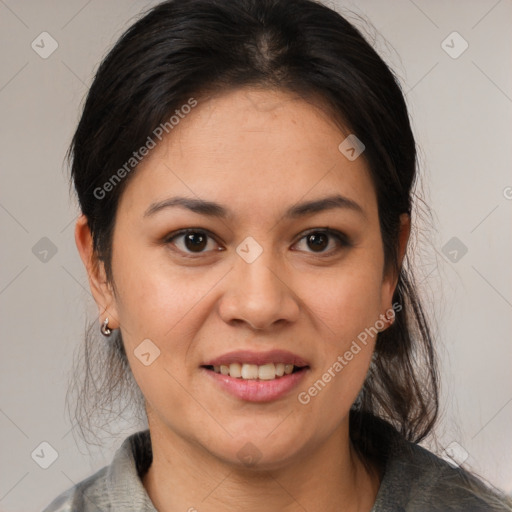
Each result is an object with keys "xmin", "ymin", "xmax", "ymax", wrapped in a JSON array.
[{"xmin": 202, "ymin": 367, "xmax": 308, "ymax": 402}]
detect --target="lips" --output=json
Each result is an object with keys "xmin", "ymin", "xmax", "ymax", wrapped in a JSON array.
[{"xmin": 200, "ymin": 349, "xmax": 310, "ymax": 401}]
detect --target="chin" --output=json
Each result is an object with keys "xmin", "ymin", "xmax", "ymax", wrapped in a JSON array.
[{"xmin": 207, "ymin": 426, "xmax": 312, "ymax": 471}]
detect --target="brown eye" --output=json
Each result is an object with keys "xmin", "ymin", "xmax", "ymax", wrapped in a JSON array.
[
  {"xmin": 183, "ymin": 231, "xmax": 208, "ymax": 252},
  {"xmin": 306, "ymin": 232, "xmax": 329, "ymax": 252},
  {"xmin": 294, "ymin": 229, "xmax": 350, "ymax": 255},
  {"xmin": 165, "ymin": 229, "xmax": 220, "ymax": 256}
]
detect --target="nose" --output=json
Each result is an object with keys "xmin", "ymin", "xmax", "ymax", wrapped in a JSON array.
[{"xmin": 218, "ymin": 249, "xmax": 300, "ymax": 331}]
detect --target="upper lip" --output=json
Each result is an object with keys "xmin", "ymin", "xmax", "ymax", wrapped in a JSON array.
[{"xmin": 202, "ymin": 349, "xmax": 310, "ymax": 368}]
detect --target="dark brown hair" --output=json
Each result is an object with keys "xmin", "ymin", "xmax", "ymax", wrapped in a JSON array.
[{"xmin": 67, "ymin": 0, "xmax": 438, "ymax": 459}]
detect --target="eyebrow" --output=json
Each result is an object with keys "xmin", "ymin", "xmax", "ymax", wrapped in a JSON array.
[{"xmin": 143, "ymin": 194, "xmax": 366, "ymax": 220}]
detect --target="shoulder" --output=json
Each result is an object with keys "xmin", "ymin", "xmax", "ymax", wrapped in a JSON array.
[
  {"xmin": 371, "ymin": 420, "xmax": 512, "ymax": 512},
  {"xmin": 41, "ymin": 465, "xmax": 109, "ymax": 512},
  {"xmin": 41, "ymin": 430, "xmax": 155, "ymax": 512}
]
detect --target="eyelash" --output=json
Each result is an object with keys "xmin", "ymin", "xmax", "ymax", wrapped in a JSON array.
[{"xmin": 163, "ymin": 227, "xmax": 351, "ymax": 258}]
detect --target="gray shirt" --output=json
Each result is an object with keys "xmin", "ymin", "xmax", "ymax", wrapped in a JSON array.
[{"xmin": 42, "ymin": 428, "xmax": 511, "ymax": 512}]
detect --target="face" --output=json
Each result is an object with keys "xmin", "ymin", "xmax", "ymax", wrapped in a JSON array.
[{"xmin": 77, "ymin": 87, "xmax": 405, "ymax": 469}]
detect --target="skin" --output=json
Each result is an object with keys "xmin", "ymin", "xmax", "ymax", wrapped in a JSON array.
[{"xmin": 75, "ymin": 87, "xmax": 410, "ymax": 512}]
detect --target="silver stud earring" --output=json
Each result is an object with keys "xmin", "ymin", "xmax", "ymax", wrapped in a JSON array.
[
  {"xmin": 385, "ymin": 310, "xmax": 395, "ymax": 326},
  {"xmin": 100, "ymin": 317, "xmax": 112, "ymax": 337}
]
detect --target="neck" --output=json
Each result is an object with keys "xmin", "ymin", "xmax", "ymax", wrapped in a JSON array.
[{"xmin": 142, "ymin": 415, "xmax": 381, "ymax": 512}]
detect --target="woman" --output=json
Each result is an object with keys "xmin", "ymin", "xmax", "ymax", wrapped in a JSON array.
[{"xmin": 43, "ymin": 0, "xmax": 511, "ymax": 510}]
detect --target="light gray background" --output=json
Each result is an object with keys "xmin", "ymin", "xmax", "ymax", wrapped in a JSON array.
[{"xmin": 1, "ymin": 0, "xmax": 511, "ymax": 510}]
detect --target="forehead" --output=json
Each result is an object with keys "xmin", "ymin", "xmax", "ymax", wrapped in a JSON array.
[{"xmin": 117, "ymin": 87, "xmax": 377, "ymax": 224}]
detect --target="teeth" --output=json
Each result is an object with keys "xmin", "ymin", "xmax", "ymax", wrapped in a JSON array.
[
  {"xmin": 241, "ymin": 364, "xmax": 259, "ymax": 379},
  {"xmin": 229, "ymin": 362, "xmax": 242, "ymax": 378},
  {"xmin": 210, "ymin": 362, "xmax": 302, "ymax": 380},
  {"xmin": 258, "ymin": 363, "xmax": 276, "ymax": 380}
]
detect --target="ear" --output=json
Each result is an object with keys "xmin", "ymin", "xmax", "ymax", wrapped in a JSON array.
[
  {"xmin": 380, "ymin": 213, "xmax": 410, "ymax": 311},
  {"xmin": 74, "ymin": 214, "xmax": 120, "ymax": 329}
]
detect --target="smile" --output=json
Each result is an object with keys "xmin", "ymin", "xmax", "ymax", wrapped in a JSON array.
[
  {"xmin": 205, "ymin": 362, "xmax": 302, "ymax": 380},
  {"xmin": 201, "ymin": 350, "xmax": 310, "ymax": 402}
]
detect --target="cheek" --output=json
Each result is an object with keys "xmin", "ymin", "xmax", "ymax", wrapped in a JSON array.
[
  {"xmin": 296, "ymin": 253, "xmax": 384, "ymax": 404},
  {"xmin": 296, "ymin": 266, "xmax": 382, "ymax": 424},
  {"xmin": 112, "ymin": 255, "xmax": 211, "ymax": 421},
  {"xmin": 112, "ymin": 248, "xmax": 212, "ymax": 340},
  {"xmin": 304, "ymin": 260, "xmax": 384, "ymax": 342}
]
